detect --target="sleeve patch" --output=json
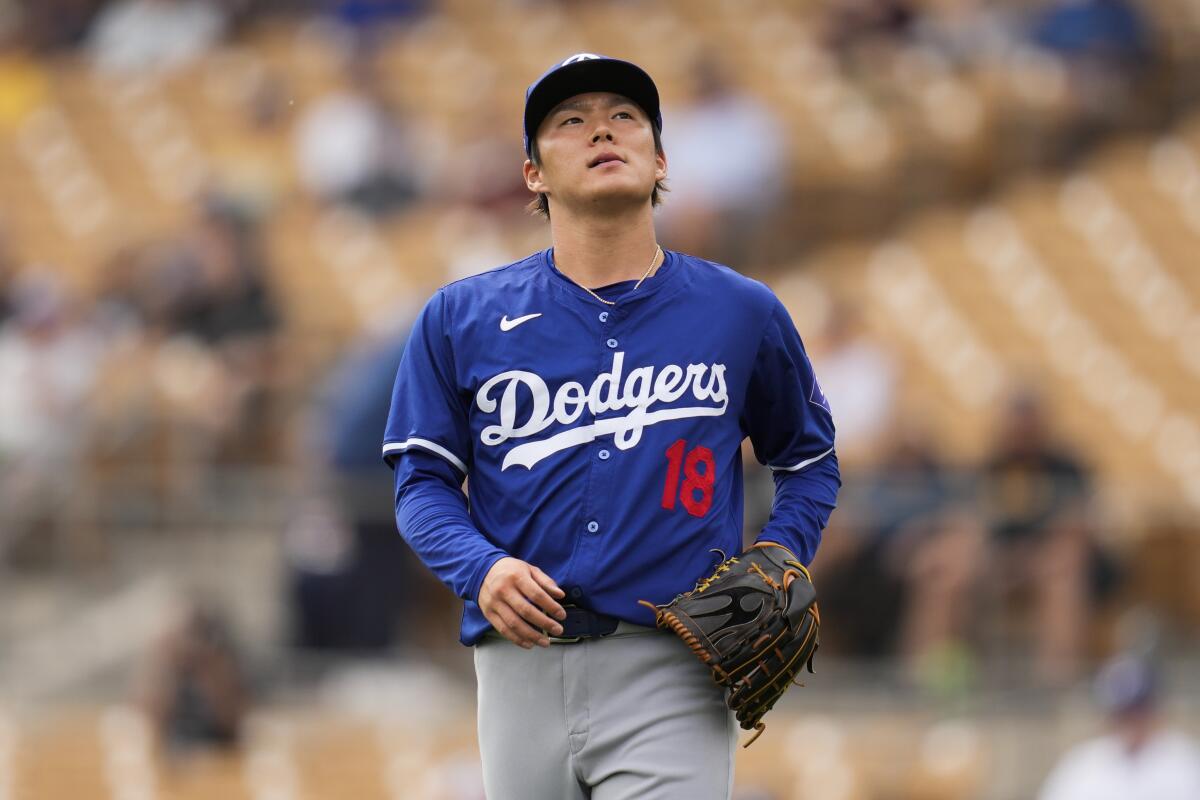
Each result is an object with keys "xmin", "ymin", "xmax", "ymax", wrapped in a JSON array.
[{"xmin": 809, "ymin": 377, "xmax": 831, "ymax": 413}]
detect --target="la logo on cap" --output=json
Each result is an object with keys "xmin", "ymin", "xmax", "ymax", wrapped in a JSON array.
[{"xmin": 562, "ymin": 53, "xmax": 601, "ymax": 65}]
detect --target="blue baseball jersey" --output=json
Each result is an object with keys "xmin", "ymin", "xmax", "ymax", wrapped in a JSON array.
[{"xmin": 383, "ymin": 248, "xmax": 840, "ymax": 645}]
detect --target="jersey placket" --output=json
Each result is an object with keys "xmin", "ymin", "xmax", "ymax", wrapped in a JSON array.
[{"xmin": 572, "ymin": 303, "xmax": 624, "ymax": 595}]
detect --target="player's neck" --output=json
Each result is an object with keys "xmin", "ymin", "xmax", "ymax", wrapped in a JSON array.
[{"xmin": 549, "ymin": 207, "xmax": 660, "ymax": 289}]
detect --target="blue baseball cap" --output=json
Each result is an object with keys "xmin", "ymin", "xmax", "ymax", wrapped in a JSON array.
[{"xmin": 523, "ymin": 53, "xmax": 662, "ymax": 156}]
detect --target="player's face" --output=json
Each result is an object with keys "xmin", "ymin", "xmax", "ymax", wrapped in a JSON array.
[{"xmin": 525, "ymin": 91, "xmax": 667, "ymax": 215}]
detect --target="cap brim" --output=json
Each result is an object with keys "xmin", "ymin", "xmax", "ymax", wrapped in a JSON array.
[{"xmin": 524, "ymin": 58, "xmax": 660, "ymax": 153}]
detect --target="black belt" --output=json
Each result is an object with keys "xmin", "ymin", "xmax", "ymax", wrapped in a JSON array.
[{"xmin": 549, "ymin": 604, "xmax": 620, "ymax": 643}]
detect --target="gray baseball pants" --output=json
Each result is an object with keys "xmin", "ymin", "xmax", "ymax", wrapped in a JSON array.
[{"xmin": 474, "ymin": 622, "xmax": 737, "ymax": 799}]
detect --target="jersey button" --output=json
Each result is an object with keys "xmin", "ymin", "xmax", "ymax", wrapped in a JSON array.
[
  {"xmin": 569, "ymin": 587, "xmax": 583, "ymax": 600},
  {"xmin": 606, "ymin": 338, "xmax": 618, "ymax": 349},
  {"xmin": 598, "ymin": 449, "xmax": 610, "ymax": 460},
  {"xmin": 598, "ymin": 311, "xmax": 609, "ymax": 323},
  {"xmin": 586, "ymin": 520, "xmax": 599, "ymax": 533}
]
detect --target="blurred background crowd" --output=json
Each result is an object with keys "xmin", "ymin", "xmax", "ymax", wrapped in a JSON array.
[{"xmin": 0, "ymin": 0, "xmax": 1198, "ymax": 798}]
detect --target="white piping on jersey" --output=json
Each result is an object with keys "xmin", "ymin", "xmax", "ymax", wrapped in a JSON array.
[
  {"xmin": 770, "ymin": 446, "xmax": 834, "ymax": 473},
  {"xmin": 383, "ymin": 438, "xmax": 468, "ymax": 474},
  {"xmin": 476, "ymin": 351, "xmax": 729, "ymax": 471}
]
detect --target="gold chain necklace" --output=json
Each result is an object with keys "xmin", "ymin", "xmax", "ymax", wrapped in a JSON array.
[{"xmin": 568, "ymin": 245, "xmax": 663, "ymax": 307}]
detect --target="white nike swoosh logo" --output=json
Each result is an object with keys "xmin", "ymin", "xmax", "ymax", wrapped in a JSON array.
[{"xmin": 500, "ymin": 313, "xmax": 542, "ymax": 332}]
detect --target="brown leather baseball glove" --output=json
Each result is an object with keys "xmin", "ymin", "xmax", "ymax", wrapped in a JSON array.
[{"xmin": 639, "ymin": 542, "xmax": 820, "ymax": 746}]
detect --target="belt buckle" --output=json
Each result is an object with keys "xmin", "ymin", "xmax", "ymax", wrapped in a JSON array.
[
  {"xmin": 547, "ymin": 603, "xmax": 585, "ymax": 644},
  {"xmin": 547, "ymin": 633, "xmax": 584, "ymax": 644}
]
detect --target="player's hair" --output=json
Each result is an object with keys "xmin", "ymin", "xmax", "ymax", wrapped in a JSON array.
[{"xmin": 526, "ymin": 125, "xmax": 668, "ymax": 219}]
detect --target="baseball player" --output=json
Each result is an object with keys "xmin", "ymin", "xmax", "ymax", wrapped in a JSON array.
[{"xmin": 383, "ymin": 54, "xmax": 840, "ymax": 799}]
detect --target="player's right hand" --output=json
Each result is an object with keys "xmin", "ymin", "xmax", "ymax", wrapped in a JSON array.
[{"xmin": 478, "ymin": 557, "xmax": 567, "ymax": 649}]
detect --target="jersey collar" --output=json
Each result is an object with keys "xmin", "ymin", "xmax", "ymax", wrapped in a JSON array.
[{"xmin": 541, "ymin": 247, "xmax": 680, "ymax": 307}]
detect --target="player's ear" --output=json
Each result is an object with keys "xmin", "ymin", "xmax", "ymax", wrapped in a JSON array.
[
  {"xmin": 524, "ymin": 159, "xmax": 549, "ymax": 194},
  {"xmin": 654, "ymin": 148, "xmax": 667, "ymax": 183}
]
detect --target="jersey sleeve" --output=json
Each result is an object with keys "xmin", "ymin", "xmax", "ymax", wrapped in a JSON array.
[
  {"xmin": 742, "ymin": 294, "xmax": 841, "ymax": 564},
  {"xmin": 393, "ymin": 450, "xmax": 510, "ymax": 605},
  {"xmin": 382, "ymin": 289, "xmax": 472, "ymax": 475},
  {"xmin": 741, "ymin": 295, "xmax": 836, "ymax": 473}
]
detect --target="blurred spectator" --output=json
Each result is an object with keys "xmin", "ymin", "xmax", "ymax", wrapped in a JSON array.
[
  {"xmin": 979, "ymin": 389, "xmax": 1108, "ymax": 682},
  {"xmin": 0, "ymin": 226, "xmax": 14, "ymax": 325},
  {"xmin": 15, "ymin": 0, "xmax": 106, "ymax": 50},
  {"xmin": 288, "ymin": 325, "xmax": 416, "ymax": 653},
  {"xmin": 0, "ymin": 274, "xmax": 104, "ymax": 566},
  {"xmin": 171, "ymin": 196, "xmax": 281, "ymax": 347},
  {"xmin": 1030, "ymin": 0, "xmax": 1151, "ymax": 66},
  {"xmin": 820, "ymin": 388, "xmax": 1120, "ymax": 679},
  {"xmin": 913, "ymin": 0, "xmax": 1018, "ymax": 67},
  {"xmin": 815, "ymin": 418, "xmax": 981, "ymax": 664},
  {"xmin": 283, "ymin": 490, "xmax": 355, "ymax": 651},
  {"xmin": 168, "ymin": 197, "xmax": 282, "ymax": 459},
  {"xmin": 1038, "ymin": 656, "xmax": 1200, "ymax": 800},
  {"xmin": 1027, "ymin": 0, "xmax": 1156, "ymax": 138},
  {"xmin": 808, "ymin": 300, "xmax": 897, "ymax": 470},
  {"xmin": 824, "ymin": 0, "xmax": 919, "ymax": 67},
  {"xmin": 657, "ymin": 56, "xmax": 785, "ymax": 266},
  {"xmin": 293, "ymin": 55, "xmax": 422, "ymax": 216},
  {"xmin": 136, "ymin": 599, "xmax": 248, "ymax": 757},
  {"xmin": 86, "ymin": 0, "xmax": 227, "ymax": 74},
  {"xmin": 96, "ymin": 197, "xmax": 279, "ymax": 344},
  {"xmin": 288, "ymin": 309, "xmax": 459, "ymax": 656},
  {"xmin": 328, "ymin": 0, "xmax": 427, "ymax": 29},
  {"xmin": 871, "ymin": 425, "xmax": 982, "ymax": 671},
  {"xmin": 93, "ymin": 196, "xmax": 283, "ymax": 464}
]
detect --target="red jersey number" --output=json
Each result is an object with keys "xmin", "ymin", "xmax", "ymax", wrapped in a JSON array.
[{"xmin": 661, "ymin": 438, "xmax": 715, "ymax": 518}]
